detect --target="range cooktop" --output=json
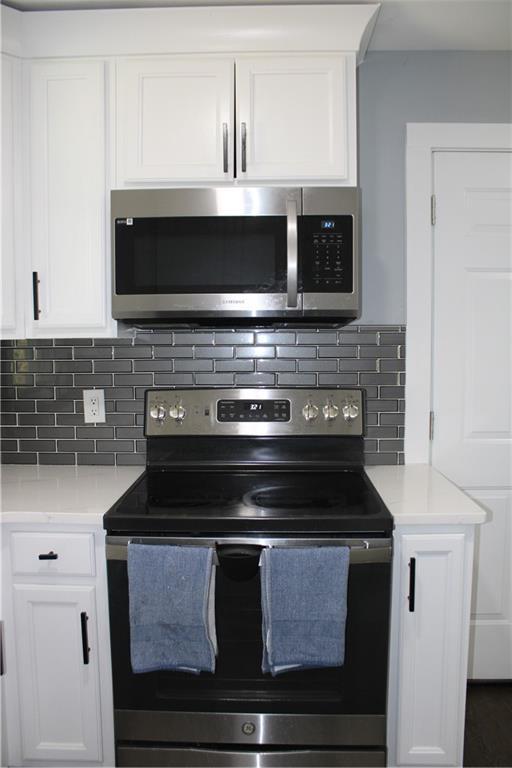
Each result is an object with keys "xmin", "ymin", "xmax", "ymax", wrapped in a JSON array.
[{"xmin": 104, "ymin": 468, "xmax": 392, "ymax": 535}]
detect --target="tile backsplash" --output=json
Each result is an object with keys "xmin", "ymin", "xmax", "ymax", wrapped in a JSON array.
[{"xmin": 0, "ymin": 325, "xmax": 405, "ymax": 467}]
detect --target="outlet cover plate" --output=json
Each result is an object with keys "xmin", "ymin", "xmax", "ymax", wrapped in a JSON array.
[{"xmin": 83, "ymin": 389, "xmax": 106, "ymax": 424}]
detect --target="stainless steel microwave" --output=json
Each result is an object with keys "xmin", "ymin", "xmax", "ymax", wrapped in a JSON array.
[{"xmin": 111, "ymin": 187, "xmax": 360, "ymax": 324}]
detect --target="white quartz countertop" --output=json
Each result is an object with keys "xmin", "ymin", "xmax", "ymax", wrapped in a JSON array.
[
  {"xmin": 1, "ymin": 463, "xmax": 486, "ymax": 527},
  {"xmin": 0, "ymin": 465, "xmax": 144, "ymax": 524}
]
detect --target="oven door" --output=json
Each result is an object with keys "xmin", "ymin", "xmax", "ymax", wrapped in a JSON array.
[
  {"xmin": 111, "ymin": 187, "xmax": 302, "ymax": 320},
  {"xmin": 106, "ymin": 535, "xmax": 391, "ymax": 756}
]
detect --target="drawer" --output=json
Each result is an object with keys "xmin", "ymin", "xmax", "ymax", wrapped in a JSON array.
[{"xmin": 11, "ymin": 532, "xmax": 96, "ymax": 577}]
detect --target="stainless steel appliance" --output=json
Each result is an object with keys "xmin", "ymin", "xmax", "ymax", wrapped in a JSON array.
[
  {"xmin": 111, "ymin": 187, "xmax": 359, "ymax": 324},
  {"xmin": 104, "ymin": 388, "xmax": 392, "ymax": 767}
]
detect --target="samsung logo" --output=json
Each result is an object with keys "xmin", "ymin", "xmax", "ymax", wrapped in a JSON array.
[{"xmin": 222, "ymin": 299, "xmax": 245, "ymax": 305}]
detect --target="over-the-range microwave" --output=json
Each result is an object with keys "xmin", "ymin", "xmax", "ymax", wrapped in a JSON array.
[{"xmin": 111, "ymin": 187, "xmax": 360, "ymax": 325}]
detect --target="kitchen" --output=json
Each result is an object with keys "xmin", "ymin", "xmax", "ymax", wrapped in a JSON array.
[{"xmin": 1, "ymin": 1, "xmax": 510, "ymax": 766}]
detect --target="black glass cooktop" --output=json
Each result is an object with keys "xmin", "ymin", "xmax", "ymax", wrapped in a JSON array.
[{"xmin": 104, "ymin": 469, "xmax": 392, "ymax": 535}]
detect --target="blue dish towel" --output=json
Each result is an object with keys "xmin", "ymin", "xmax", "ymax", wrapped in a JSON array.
[
  {"xmin": 127, "ymin": 543, "xmax": 217, "ymax": 674},
  {"xmin": 261, "ymin": 546, "xmax": 350, "ymax": 676}
]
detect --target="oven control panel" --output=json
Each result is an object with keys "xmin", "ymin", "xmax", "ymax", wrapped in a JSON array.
[{"xmin": 145, "ymin": 388, "xmax": 363, "ymax": 437}]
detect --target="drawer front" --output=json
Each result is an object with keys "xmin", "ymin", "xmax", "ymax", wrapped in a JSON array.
[{"xmin": 11, "ymin": 532, "xmax": 96, "ymax": 577}]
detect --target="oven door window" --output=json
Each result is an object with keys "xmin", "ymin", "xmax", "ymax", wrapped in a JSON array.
[
  {"xmin": 115, "ymin": 216, "xmax": 287, "ymax": 295},
  {"xmin": 108, "ymin": 552, "xmax": 390, "ymax": 716}
]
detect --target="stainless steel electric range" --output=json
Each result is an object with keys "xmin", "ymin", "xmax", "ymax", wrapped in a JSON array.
[{"xmin": 104, "ymin": 388, "xmax": 393, "ymax": 767}]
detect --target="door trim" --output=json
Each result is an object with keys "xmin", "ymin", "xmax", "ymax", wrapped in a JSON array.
[{"xmin": 404, "ymin": 123, "xmax": 512, "ymax": 464}]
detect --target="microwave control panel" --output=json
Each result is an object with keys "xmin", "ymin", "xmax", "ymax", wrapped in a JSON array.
[{"xmin": 300, "ymin": 215, "xmax": 353, "ymax": 293}]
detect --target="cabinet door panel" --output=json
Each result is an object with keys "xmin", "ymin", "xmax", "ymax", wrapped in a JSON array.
[
  {"xmin": 1, "ymin": 55, "xmax": 24, "ymax": 338},
  {"xmin": 117, "ymin": 57, "xmax": 234, "ymax": 183},
  {"xmin": 13, "ymin": 583, "xmax": 101, "ymax": 762},
  {"xmin": 397, "ymin": 534, "xmax": 466, "ymax": 766},
  {"xmin": 236, "ymin": 54, "xmax": 355, "ymax": 182},
  {"xmin": 28, "ymin": 59, "xmax": 108, "ymax": 337}
]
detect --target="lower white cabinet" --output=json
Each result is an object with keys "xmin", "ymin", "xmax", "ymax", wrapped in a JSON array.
[
  {"xmin": 2, "ymin": 526, "xmax": 114, "ymax": 767},
  {"xmin": 388, "ymin": 527, "xmax": 474, "ymax": 767}
]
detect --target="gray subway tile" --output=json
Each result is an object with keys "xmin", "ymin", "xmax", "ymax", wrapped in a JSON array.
[
  {"xmin": 346, "ymin": 331, "xmax": 378, "ymax": 345},
  {"xmin": 363, "ymin": 439, "xmax": 378, "ymax": 452},
  {"xmin": 317, "ymin": 374, "xmax": 358, "ymax": 386},
  {"xmin": 36, "ymin": 400, "xmax": 74, "ymax": 413},
  {"xmin": 2, "ymin": 373, "xmax": 34, "ymax": 386},
  {"xmin": 1, "ymin": 400, "xmax": 35, "ymax": 412},
  {"xmin": 380, "ymin": 386, "xmax": 405, "ymax": 399},
  {"xmin": 55, "ymin": 361, "xmax": 92, "ymax": 373},
  {"xmin": 257, "ymin": 359, "xmax": 296, "ymax": 373},
  {"xmin": 1, "ymin": 426, "xmax": 36, "ymax": 439},
  {"xmin": 94, "ymin": 360, "xmax": 132, "ymax": 373},
  {"xmin": 39, "ymin": 453, "xmax": 76, "ymax": 465},
  {"xmin": 0, "ymin": 387, "xmax": 16, "ymax": 399},
  {"xmin": 339, "ymin": 360, "xmax": 377, "ymax": 372},
  {"xmin": 174, "ymin": 360, "xmax": 214, "ymax": 372},
  {"xmin": 379, "ymin": 332, "xmax": 405, "ymax": 345},
  {"xmin": 94, "ymin": 337, "xmax": 132, "ymax": 346},
  {"xmin": 115, "ymin": 427, "xmax": 144, "ymax": 439},
  {"xmin": 17, "ymin": 387, "xmax": 54, "ymax": 400},
  {"xmin": 361, "ymin": 386, "xmax": 378, "ymax": 399},
  {"xmin": 380, "ymin": 413, "xmax": 405, "ymax": 427},
  {"xmin": 0, "ymin": 340, "xmax": 14, "ymax": 347},
  {"xmin": 216, "ymin": 360, "xmax": 254, "ymax": 373},
  {"xmin": 236, "ymin": 346, "xmax": 274, "ymax": 359},
  {"xmin": 20, "ymin": 440, "xmax": 55, "ymax": 452},
  {"xmin": 379, "ymin": 358, "xmax": 405, "ymax": 373},
  {"xmin": 319, "ymin": 345, "xmax": 358, "ymax": 359},
  {"xmin": 0, "ymin": 362, "xmax": 14, "ymax": 373},
  {"xmin": 0, "ymin": 413, "xmax": 17, "ymax": 425},
  {"xmin": 235, "ymin": 373, "xmax": 275, "ymax": 386},
  {"xmin": 153, "ymin": 374, "xmax": 194, "ymax": 386},
  {"xmin": 106, "ymin": 413, "xmax": 136, "ymax": 426},
  {"xmin": 367, "ymin": 426, "xmax": 398, "ymax": 439},
  {"xmin": 154, "ymin": 346, "xmax": 193, "ymax": 359},
  {"xmin": 277, "ymin": 373, "xmax": 316, "ymax": 386},
  {"xmin": 116, "ymin": 453, "xmax": 145, "ymax": 466},
  {"xmin": 359, "ymin": 373, "xmax": 398, "ymax": 386},
  {"xmin": 1, "ymin": 348, "xmax": 34, "ymax": 361},
  {"xmin": 38, "ymin": 427, "xmax": 75, "ymax": 439},
  {"xmin": 114, "ymin": 346, "xmax": 152, "ymax": 359},
  {"xmin": 134, "ymin": 333, "xmax": 172, "ymax": 345},
  {"xmin": 19, "ymin": 339, "xmax": 51, "ymax": 347},
  {"xmin": 98, "ymin": 440, "xmax": 134, "ymax": 453},
  {"xmin": 366, "ymin": 398, "xmax": 398, "ymax": 413},
  {"xmin": 55, "ymin": 338, "xmax": 92, "ymax": 346},
  {"xmin": 35, "ymin": 374, "xmax": 73, "ymax": 386},
  {"xmin": 296, "ymin": 331, "xmax": 338, "ymax": 344},
  {"xmin": 115, "ymin": 400, "xmax": 144, "ymax": 413},
  {"xmin": 56, "ymin": 440, "xmax": 95, "ymax": 452},
  {"xmin": 1, "ymin": 453, "xmax": 37, "ymax": 464},
  {"xmin": 16, "ymin": 361, "xmax": 53, "ymax": 373},
  {"xmin": 214, "ymin": 332, "xmax": 254, "ymax": 345},
  {"xmin": 174, "ymin": 332, "xmax": 214, "ymax": 345},
  {"xmin": 133, "ymin": 360, "xmax": 173, "ymax": 372},
  {"xmin": 75, "ymin": 346, "xmax": 112, "ymax": 359},
  {"xmin": 277, "ymin": 346, "xmax": 316, "ymax": 359},
  {"xmin": 196, "ymin": 347, "xmax": 234, "ymax": 359},
  {"xmin": 365, "ymin": 413, "xmax": 379, "ymax": 427},
  {"xmin": 78, "ymin": 453, "xmax": 115, "ymax": 466},
  {"xmin": 76, "ymin": 427, "xmax": 115, "ymax": 439},
  {"xmin": 360, "ymin": 346, "xmax": 399, "ymax": 359},
  {"xmin": 135, "ymin": 440, "xmax": 146, "ymax": 452},
  {"xmin": 113, "ymin": 374, "xmax": 153, "ymax": 386},
  {"xmin": 36, "ymin": 347, "xmax": 72, "ymax": 360},
  {"xmin": 195, "ymin": 373, "xmax": 234, "ymax": 386},
  {"xmin": 1, "ymin": 439, "xmax": 18, "ymax": 451},
  {"xmin": 255, "ymin": 332, "xmax": 296, "ymax": 345},
  {"xmin": 378, "ymin": 439, "xmax": 404, "ymax": 452},
  {"xmin": 364, "ymin": 453, "xmax": 398, "ymax": 466}
]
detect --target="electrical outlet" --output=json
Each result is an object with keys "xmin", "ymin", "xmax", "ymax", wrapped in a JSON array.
[{"xmin": 83, "ymin": 389, "xmax": 106, "ymax": 424}]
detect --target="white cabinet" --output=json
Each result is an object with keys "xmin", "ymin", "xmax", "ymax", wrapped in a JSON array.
[
  {"xmin": 13, "ymin": 584, "xmax": 101, "ymax": 762},
  {"xmin": 27, "ymin": 59, "xmax": 112, "ymax": 338},
  {"xmin": 389, "ymin": 528, "xmax": 474, "ymax": 767},
  {"xmin": 2, "ymin": 526, "xmax": 115, "ymax": 767},
  {"xmin": 116, "ymin": 53, "xmax": 356, "ymax": 186},
  {"xmin": 117, "ymin": 57, "xmax": 234, "ymax": 183},
  {"xmin": 1, "ymin": 54, "xmax": 24, "ymax": 340}
]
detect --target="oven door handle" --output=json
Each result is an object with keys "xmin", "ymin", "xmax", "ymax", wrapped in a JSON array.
[
  {"xmin": 106, "ymin": 536, "xmax": 392, "ymax": 565},
  {"xmin": 286, "ymin": 199, "xmax": 298, "ymax": 309}
]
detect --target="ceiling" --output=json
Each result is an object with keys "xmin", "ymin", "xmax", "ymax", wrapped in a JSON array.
[{"xmin": 1, "ymin": 0, "xmax": 511, "ymax": 51}]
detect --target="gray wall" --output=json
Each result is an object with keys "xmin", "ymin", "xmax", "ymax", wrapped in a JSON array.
[{"xmin": 358, "ymin": 51, "xmax": 512, "ymax": 324}]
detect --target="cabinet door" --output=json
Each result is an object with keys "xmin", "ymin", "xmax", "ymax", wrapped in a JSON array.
[
  {"xmin": 396, "ymin": 534, "xmax": 467, "ymax": 766},
  {"xmin": 236, "ymin": 54, "xmax": 356, "ymax": 183},
  {"xmin": 13, "ymin": 583, "xmax": 102, "ymax": 763},
  {"xmin": 28, "ymin": 59, "xmax": 110, "ymax": 338},
  {"xmin": 117, "ymin": 57, "xmax": 234, "ymax": 184},
  {"xmin": 1, "ymin": 54, "xmax": 24, "ymax": 339}
]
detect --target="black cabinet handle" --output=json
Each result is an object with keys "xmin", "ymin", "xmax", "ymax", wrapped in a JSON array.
[
  {"xmin": 38, "ymin": 550, "xmax": 58, "ymax": 560},
  {"xmin": 32, "ymin": 271, "xmax": 41, "ymax": 320},
  {"xmin": 408, "ymin": 557, "xmax": 416, "ymax": 612},
  {"xmin": 80, "ymin": 612, "xmax": 90, "ymax": 665}
]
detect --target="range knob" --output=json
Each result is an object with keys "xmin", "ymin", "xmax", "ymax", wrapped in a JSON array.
[
  {"xmin": 323, "ymin": 400, "xmax": 339, "ymax": 421},
  {"xmin": 169, "ymin": 402, "xmax": 187, "ymax": 422},
  {"xmin": 302, "ymin": 401, "xmax": 319, "ymax": 422},
  {"xmin": 149, "ymin": 404, "xmax": 166, "ymax": 422},
  {"xmin": 342, "ymin": 401, "xmax": 359, "ymax": 423}
]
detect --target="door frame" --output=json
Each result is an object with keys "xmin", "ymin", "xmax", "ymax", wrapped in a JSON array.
[{"xmin": 404, "ymin": 122, "xmax": 512, "ymax": 463}]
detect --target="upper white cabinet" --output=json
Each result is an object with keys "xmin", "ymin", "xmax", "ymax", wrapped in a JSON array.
[
  {"xmin": 1, "ymin": 54, "xmax": 24, "ymax": 340},
  {"xmin": 117, "ymin": 57, "xmax": 234, "ymax": 184},
  {"xmin": 27, "ymin": 59, "xmax": 111, "ymax": 338},
  {"xmin": 236, "ymin": 55, "xmax": 355, "ymax": 182},
  {"xmin": 116, "ymin": 53, "xmax": 356, "ymax": 186}
]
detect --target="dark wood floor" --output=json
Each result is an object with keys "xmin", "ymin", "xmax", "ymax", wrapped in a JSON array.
[{"xmin": 464, "ymin": 683, "xmax": 512, "ymax": 766}]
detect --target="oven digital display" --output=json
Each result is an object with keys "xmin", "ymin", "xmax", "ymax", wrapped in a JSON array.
[{"xmin": 217, "ymin": 399, "xmax": 290, "ymax": 422}]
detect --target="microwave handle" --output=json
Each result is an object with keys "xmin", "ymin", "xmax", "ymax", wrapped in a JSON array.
[{"xmin": 286, "ymin": 200, "xmax": 298, "ymax": 308}]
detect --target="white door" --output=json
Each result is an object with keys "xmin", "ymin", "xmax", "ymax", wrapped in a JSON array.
[
  {"xmin": 13, "ymin": 583, "xmax": 102, "ymax": 763},
  {"xmin": 236, "ymin": 54, "xmax": 356, "ymax": 183},
  {"xmin": 116, "ymin": 57, "xmax": 234, "ymax": 184},
  {"xmin": 28, "ymin": 59, "xmax": 109, "ymax": 338},
  {"xmin": 432, "ymin": 150, "xmax": 512, "ymax": 678}
]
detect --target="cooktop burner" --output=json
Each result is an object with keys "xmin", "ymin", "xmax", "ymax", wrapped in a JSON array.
[{"xmin": 104, "ymin": 468, "xmax": 392, "ymax": 534}]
